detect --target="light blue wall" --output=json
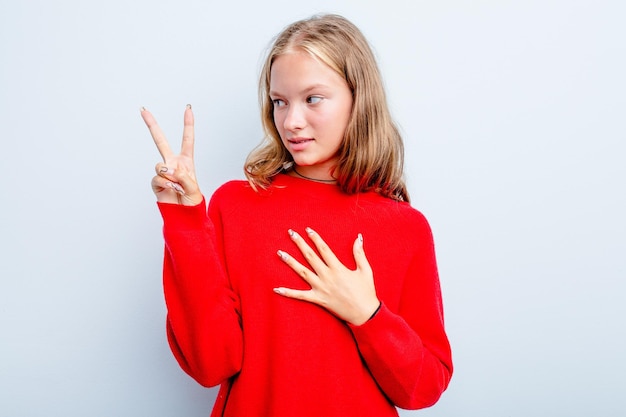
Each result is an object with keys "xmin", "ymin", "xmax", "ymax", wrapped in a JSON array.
[{"xmin": 1, "ymin": 0, "xmax": 624, "ymax": 415}]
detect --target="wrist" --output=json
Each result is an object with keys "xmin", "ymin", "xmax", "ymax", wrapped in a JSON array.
[
  {"xmin": 182, "ymin": 191, "xmax": 203, "ymax": 206},
  {"xmin": 367, "ymin": 301, "xmax": 382, "ymax": 321},
  {"xmin": 348, "ymin": 299, "xmax": 381, "ymax": 326}
]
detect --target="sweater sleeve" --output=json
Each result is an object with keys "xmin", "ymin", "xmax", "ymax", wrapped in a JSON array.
[
  {"xmin": 158, "ymin": 198, "xmax": 243, "ymax": 387},
  {"xmin": 349, "ymin": 219, "xmax": 453, "ymax": 410}
]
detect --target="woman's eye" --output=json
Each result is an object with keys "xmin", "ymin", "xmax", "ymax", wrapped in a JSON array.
[
  {"xmin": 272, "ymin": 99, "xmax": 285, "ymax": 107},
  {"xmin": 307, "ymin": 96, "xmax": 323, "ymax": 104}
]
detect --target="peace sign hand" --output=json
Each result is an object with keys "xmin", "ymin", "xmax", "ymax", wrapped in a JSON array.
[{"xmin": 141, "ymin": 105, "xmax": 203, "ymax": 206}]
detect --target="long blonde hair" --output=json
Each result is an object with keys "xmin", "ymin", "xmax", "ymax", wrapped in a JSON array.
[{"xmin": 245, "ymin": 14, "xmax": 409, "ymax": 202}]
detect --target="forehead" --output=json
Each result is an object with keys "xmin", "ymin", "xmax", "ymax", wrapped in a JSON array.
[{"xmin": 269, "ymin": 51, "xmax": 345, "ymax": 92}]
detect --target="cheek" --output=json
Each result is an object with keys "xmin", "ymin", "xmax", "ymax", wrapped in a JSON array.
[
  {"xmin": 329, "ymin": 110, "xmax": 351, "ymax": 136},
  {"xmin": 328, "ymin": 100, "xmax": 352, "ymax": 133},
  {"xmin": 272, "ymin": 112, "xmax": 284, "ymax": 134}
]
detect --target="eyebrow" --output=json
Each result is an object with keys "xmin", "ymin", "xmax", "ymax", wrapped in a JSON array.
[{"xmin": 269, "ymin": 84, "xmax": 331, "ymax": 97}]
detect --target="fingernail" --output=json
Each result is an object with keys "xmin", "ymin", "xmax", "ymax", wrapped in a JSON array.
[
  {"xmin": 273, "ymin": 288, "xmax": 285, "ymax": 295},
  {"xmin": 358, "ymin": 233, "xmax": 363, "ymax": 244},
  {"xmin": 277, "ymin": 250, "xmax": 287, "ymax": 260},
  {"xmin": 140, "ymin": 106, "xmax": 147, "ymax": 112},
  {"xmin": 167, "ymin": 182, "xmax": 185, "ymax": 194},
  {"xmin": 288, "ymin": 229, "xmax": 296, "ymax": 238},
  {"xmin": 186, "ymin": 104, "xmax": 192, "ymax": 109},
  {"xmin": 305, "ymin": 227, "xmax": 314, "ymax": 235}
]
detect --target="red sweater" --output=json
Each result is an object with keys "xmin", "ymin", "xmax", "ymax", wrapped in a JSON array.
[{"xmin": 158, "ymin": 174, "xmax": 452, "ymax": 417}]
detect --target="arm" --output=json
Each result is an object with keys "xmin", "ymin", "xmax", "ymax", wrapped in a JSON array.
[
  {"xmin": 349, "ymin": 245, "xmax": 453, "ymax": 409},
  {"xmin": 159, "ymin": 199, "xmax": 243, "ymax": 387}
]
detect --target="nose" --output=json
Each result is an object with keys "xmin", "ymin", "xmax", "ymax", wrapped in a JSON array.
[{"xmin": 283, "ymin": 103, "xmax": 305, "ymax": 131}]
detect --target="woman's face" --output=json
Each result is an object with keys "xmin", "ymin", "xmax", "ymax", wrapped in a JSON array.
[{"xmin": 269, "ymin": 51, "xmax": 353, "ymax": 180}]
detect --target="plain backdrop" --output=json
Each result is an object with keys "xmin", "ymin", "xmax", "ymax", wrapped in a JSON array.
[{"xmin": 1, "ymin": 0, "xmax": 625, "ymax": 416}]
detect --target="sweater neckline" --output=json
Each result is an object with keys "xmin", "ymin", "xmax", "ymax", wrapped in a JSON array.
[
  {"xmin": 272, "ymin": 173, "xmax": 342, "ymax": 193},
  {"xmin": 269, "ymin": 173, "xmax": 385, "ymax": 204}
]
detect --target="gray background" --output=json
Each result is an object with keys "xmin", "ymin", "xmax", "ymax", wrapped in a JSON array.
[{"xmin": 1, "ymin": 0, "xmax": 624, "ymax": 416}]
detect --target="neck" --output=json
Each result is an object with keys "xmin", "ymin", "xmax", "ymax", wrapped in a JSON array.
[{"xmin": 291, "ymin": 166, "xmax": 337, "ymax": 183}]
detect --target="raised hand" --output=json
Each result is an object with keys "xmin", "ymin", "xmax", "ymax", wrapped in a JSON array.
[
  {"xmin": 141, "ymin": 105, "xmax": 203, "ymax": 206},
  {"xmin": 275, "ymin": 228, "xmax": 381, "ymax": 326}
]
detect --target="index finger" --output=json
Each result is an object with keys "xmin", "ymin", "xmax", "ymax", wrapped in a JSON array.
[
  {"xmin": 304, "ymin": 228, "xmax": 342, "ymax": 268},
  {"xmin": 288, "ymin": 229, "xmax": 329, "ymax": 273},
  {"xmin": 141, "ymin": 107, "xmax": 174, "ymax": 161},
  {"xmin": 181, "ymin": 104, "xmax": 194, "ymax": 158}
]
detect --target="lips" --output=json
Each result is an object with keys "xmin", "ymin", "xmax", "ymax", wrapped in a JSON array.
[
  {"xmin": 288, "ymin": 137, "xmax": 313, "ymax": 144},
  {"xmin": 287, "ymin": 137, "xmax": 314, "ymax": 151}
]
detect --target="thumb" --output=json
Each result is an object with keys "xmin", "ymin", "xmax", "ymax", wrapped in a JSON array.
[
  {"xmin": 169, "ymin": 168, "xmax": 203, "ymax": 206},
  {"xmin": 174, "ymin": 169, "xmax": 198, "ymax": 192},
  {"xmin": 353, "ymin": 233, "xmax": 372, "ymax": 273}
]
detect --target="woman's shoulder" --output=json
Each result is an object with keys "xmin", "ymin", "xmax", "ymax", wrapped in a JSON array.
[
  {"xmin": 360, "ymin": 194, "xmax": 434, "ymax": 236},
  {"xmin": 363, "ymin": 192, "xmax": 428, "ymax": 218},
  {"xmin": 213, "ymin": 179, "xmax": 253, "ymax": 195},
  {"xmin": 208, "ymin": 179, "xmax": 256, "ymax": 206}
]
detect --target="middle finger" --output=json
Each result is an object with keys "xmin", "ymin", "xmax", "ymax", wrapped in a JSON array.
[
  {"xmin": 288, "ymin": 229, "xmax": 328, "ymax": 273},
  {"xmin": 180, "ymin": 104, "xmax": 195, "ymax": 158}
]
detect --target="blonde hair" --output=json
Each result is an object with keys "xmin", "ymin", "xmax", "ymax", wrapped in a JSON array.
[{"xmin": 245, "ymin": 14, "xmax": 409, "ymax": 202}]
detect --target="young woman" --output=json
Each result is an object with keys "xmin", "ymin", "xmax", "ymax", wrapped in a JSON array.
[{"xmin": 142, "ymin": 14, "xmax": 452, "ymax": 417}]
